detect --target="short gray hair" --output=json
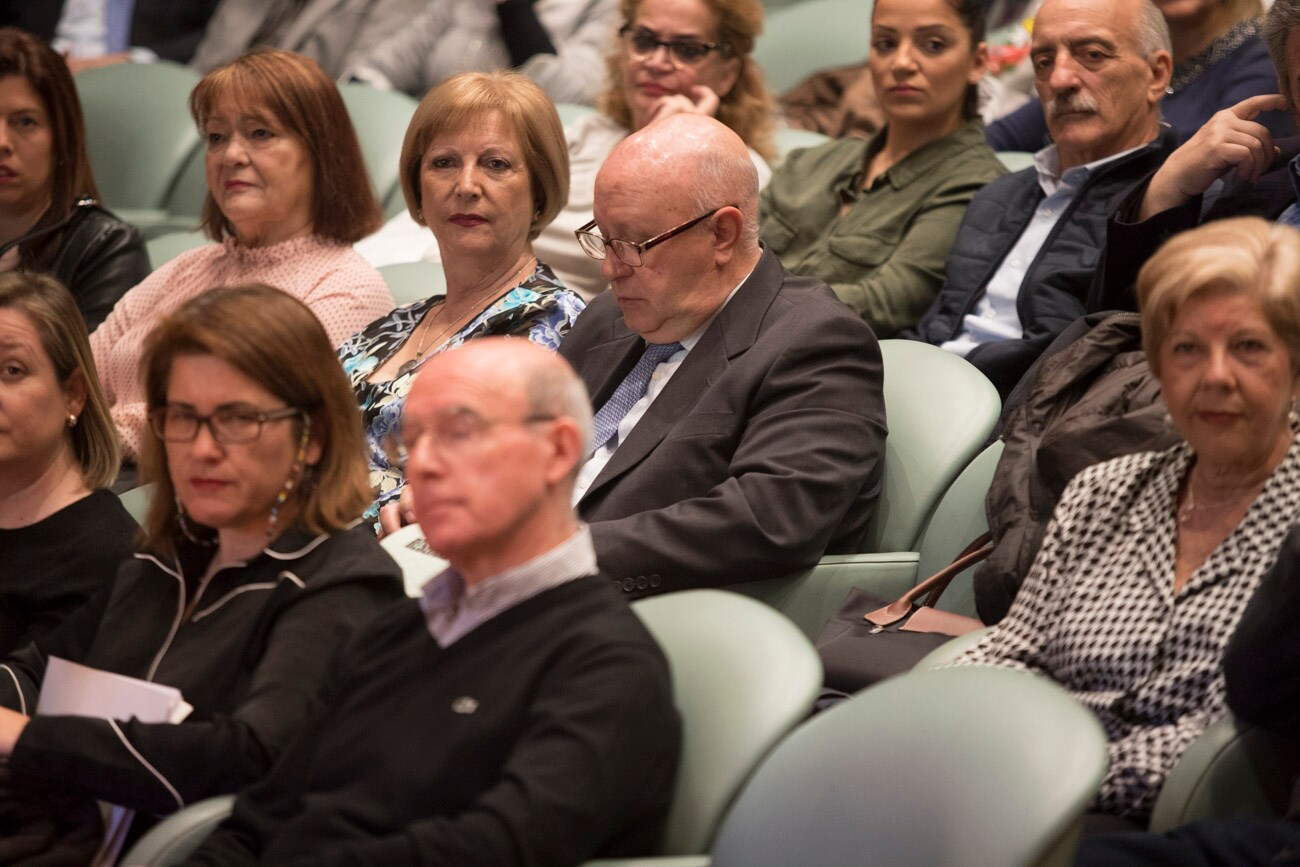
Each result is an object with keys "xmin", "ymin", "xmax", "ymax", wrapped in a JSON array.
[
  {"xmin": 1266, "ymin": 0, "xmax": 1300, "ymax": 108},
  {"xmin": 1134, "ymin": 0, "xmax": 1172, "ymax": 56},
  {"xmin": 526, "ymin": 359, "xmax": 593, "ymax": 464},
  {"xmin": 688, "ymin": 147, "xmax": 761, "ymax": 250}
]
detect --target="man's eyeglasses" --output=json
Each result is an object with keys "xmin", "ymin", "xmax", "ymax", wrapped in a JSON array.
[
  {"xmin": 619, "ymin": 25, "xmax": 726, "ymax": 69},
  {"xmin": 149, "ymin": 404, "xmax": 305, "ymax": 445},
  {"xmin": 384, "ymin": 408, "xmax": 557, "ymax": 463},
  {"xmin": 575, "ymin": 206, "xmax": 731, "ymax": 267}
]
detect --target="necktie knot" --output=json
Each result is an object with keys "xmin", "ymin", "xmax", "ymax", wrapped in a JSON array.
[{"xmin": 589, "ymin": 342, "xmax": 683, "ymax": 455}]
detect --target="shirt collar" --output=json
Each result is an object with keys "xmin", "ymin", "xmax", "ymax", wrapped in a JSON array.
[
  {"xmin": 1032, "ymin": 139, "xmax": 1148, "ymax": 197},
  {"xmin": 680, "ymin": 260, "xmax": 757, "ymax": 352},
  {"xmin": 419, "ymin": 524, "xmax": 598, "ymax": 647}
]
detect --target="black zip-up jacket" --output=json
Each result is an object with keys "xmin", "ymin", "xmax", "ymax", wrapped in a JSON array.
[
  {"xmin": 0, "ymin": 523, "xmax": 403, "ymax": 822},
  {"xmin": 906, "ymin": 128, "xmax": 1178, "ymax": 398},
  {"xmin": 4, "ymin": 201, "xmax": 150, "ymax": 333}
]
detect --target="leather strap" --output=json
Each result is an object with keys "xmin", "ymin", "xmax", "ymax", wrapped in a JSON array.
[{"xmin": 863, "ymin": 532, "xmax": 993, "ymax": 628}]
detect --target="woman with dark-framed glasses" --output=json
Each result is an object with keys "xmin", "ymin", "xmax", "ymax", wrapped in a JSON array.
[
  {"xmin": 0, "ymin": 284, "xmax": 402, "ymax": 860},
  {"xmin": 355, "ymin": 0, "xmax": 776, "ymax": 300}
]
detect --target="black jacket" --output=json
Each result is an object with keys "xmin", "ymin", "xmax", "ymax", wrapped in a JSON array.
[
  {"xmin": 4, "ymin": 201, "xmax": 150, "ymax": 333},
  {"xmin": 0, "ymin": 523, "xmax": 403, "ymax": 822},
  {"xmin": 0, "ymin": 0, "xmax": 221, "ymax": 63},
  {"xmin": 908, "ymin": 129, "xmax": 1179, "ymax": 399}
]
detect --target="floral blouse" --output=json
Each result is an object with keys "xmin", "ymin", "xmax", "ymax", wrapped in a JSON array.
[{"xmin": 339, "ymin": 261, "xmax": 586, "ymax": 521}]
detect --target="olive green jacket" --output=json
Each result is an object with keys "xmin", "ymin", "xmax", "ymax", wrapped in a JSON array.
[{"xmin": 760, "ymin": 119, "xmax": 1005, "ymax": 337}]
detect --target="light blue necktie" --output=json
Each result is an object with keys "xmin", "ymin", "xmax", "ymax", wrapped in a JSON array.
[
  {"xmin": 589, "ymin": 341, "xmax": 682, "ymax": 455},
  {"xmin": 105, "ymin": 0, "xmax": 135, "ymax": 54}
]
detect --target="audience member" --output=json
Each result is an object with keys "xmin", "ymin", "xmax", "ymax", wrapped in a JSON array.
[
  {"xmin": 1075, "ymin": 524, "xmax": 1300, "ymax": 865},
  {"xmin": 356, "ymin": 0, "xmax": 777, "ymax": 300},
  {"xmin": 946, "ymin": 217, "xmax": 1300, "ymax": 825},
  {"xmin": 987, "ymin": 0, "xmax": 1293, "ymax": 151},
  {"xmin": 0, "ymin": 272, "xmax": 134, "ymax": 658},
  {"xmin": 184, "ymin": 338, "xmax": 680, "ymax": 866},
  {"xmin": 347, "ymin": 0, "xmax": 619, "ymax": 106},
  {"xmin": 1098, "ymin": 0, "xmax": 1300, "ymax": 308},
  {"xmin": 0, "ymin": 29, "xmax": 148, "ymax": 332},
  {"xmin": 0, "ymin": 285, "xmax": 403, "ymax": 859},
  {"xmin": 3, "ymin": 0, "xmax": 220, "ymax": 68},
  {"xmin": 907, "ymin": 0, "xmax": 1179, "ymax": 398},
  {"xmin": 760, "ymin": 0, "xmax": 1005, "ymax": 336},
  {"xmin": 90, "ymin": 49, "xmax": 393, "ymax": 467},
  {"xmin": 564, "ymin": 113, "xmax": 885, "ymax": 597},
  {"xmin": 190, "ymin": 0, "xmax": 425, "ymax": 76},
  {"xmin": 342, "ymin": 72, "xmax": 584, "ymax": 528}
]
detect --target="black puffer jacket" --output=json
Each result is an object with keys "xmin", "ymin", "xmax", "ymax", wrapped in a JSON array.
[
  {"xmin": 974, "ymin": 312, "xmax": 1180, "ymax": 623},
  {"xmin": 3, "ymin": 200, "xmax": 150, "ymax": 333},
  {"xmin": 908, "ymin": 129, "xmax": 1178, "ymax": 399}
]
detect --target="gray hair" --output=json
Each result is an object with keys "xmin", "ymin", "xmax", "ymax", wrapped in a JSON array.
[
  {"xmin": 526, "ymin": 359, "xmax": 594, "ymax": 466},
  {"xmin": 688, "ymin": 146, "xmax": 762, "ymax": 250},
  {"xmin": 1266, "ymin": 0, "xmax": 1300, "ymax": 108},
  {"xmin": 1134, "ymin": 0, "xmax": 1172, "ymax": 56}
]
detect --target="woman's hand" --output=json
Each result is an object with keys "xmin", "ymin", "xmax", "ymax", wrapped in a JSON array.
[
  {"xmin": 0, "ymin": 707, "xmax": 30, "ymax": 757},
  {"xmin": 377, "ymin": 486, "xmax": 417, "ymax": 539},
  {"xmin": 649, "ymin": 85, "xmax": 721, "ymax": 123}
]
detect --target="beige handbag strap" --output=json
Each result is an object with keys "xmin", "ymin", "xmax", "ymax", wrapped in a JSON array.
[{"xmin": 863, "ymin": 532, "xmax": 993, "ymax": 628}]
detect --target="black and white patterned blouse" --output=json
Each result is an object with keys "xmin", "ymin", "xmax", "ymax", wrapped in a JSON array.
[{"xmin": 950, "ymin": 428, "xmax": 1300, "ymax": 817}]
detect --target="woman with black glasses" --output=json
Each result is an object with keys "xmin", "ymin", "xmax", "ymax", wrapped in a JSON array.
[{"xmin": 0, "ymin": 284, "xmax": 403, "ymax": 861}]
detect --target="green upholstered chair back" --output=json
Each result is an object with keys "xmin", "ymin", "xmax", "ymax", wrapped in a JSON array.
[
  {"xmin": 76, "ymin": 62, "xmax": 202, "ymax": 213},
  {"xmin": 145, "ymin": 231, "xmax": 209, "ymax": 270},
  {"xmin": 753, "ymin": 0, "xmax": 872, "ymax": 93},
  {"xmin": 917, "ymin": 439, "xmax": 1004, "ymax": 618},
  {"xmin": 380, "ymin": 261, "xmax": 447, "ymax": 307},
  {"xmin": 338, "ymin": 84, "xmax": 418, "ymax": 217},
  {"xmin": 119, "ymin": 794, "xmax": 234, "ymax": 867},
  {"xmin": 709, "ymin": 666, "xmax": 1108, "ymax": 867},
  {"xmin": 867, "ymin": 340, "xmax": 1001, "ymax": 554},
  {"xmin": 117, "ymin": 483, "xmax": 156, "ymax": 526},
  {"xmin": 631, "ymin": 590, "xmax": 822, "ymax": 855}
]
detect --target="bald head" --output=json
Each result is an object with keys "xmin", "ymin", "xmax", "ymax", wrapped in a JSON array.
[
  {"xmin": 404, "ymin": 339, "xmax": 591, "ymax": 578},
  {"xmin": 602, "ymin": 114, "xmax": 761, "ymax": 250}
]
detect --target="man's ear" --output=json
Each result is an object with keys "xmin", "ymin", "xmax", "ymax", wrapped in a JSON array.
[
  {"xmin": 1147, "ymin": 49, "xmax": 1173, "ymax": 104},
  {"xmin": 544, "ymin": 417, "xmax": 584, "ymax": 486},
  {"xmin": 711, "ymin": 205, "xmax": 744, "ymax": 265}
]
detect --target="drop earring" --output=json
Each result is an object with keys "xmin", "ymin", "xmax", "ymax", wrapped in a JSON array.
[
  {"xmin": 67, "ymin": 414, "xmax": 77, "ymax": 428},
  {"xmin": 266, "ymin": 418, "xmax": 313, "ymax": 541}
]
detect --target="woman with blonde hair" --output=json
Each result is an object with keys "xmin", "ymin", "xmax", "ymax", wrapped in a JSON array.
[
  {"xmin": 948, "ymin": 216, "xmax": 1300, "ymax": 826},
  {"xmin": 0, "ymin": 271, "xmax": 134, "ymax": 656},
  {"xmin": 356, "ymin": 0, "xmax": 777, "ymax": 299},
  {"xmin": 0, "ymin": 285, "xmax": 403, "ymax": 858}
]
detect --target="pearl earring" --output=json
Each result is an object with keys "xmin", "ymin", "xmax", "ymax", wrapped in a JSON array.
[{"xmin": 67, "ymin": 414, "xmax": 77, "ymax": 428}]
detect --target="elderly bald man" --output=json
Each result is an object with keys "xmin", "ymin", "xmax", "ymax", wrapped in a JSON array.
[
  {"xmin": 564, "ymin": 113, "xmax": 887, "ymax": 598},
  {"xmin": 185, "ymin": 338, "xmax": 681, "ymax": 867}
]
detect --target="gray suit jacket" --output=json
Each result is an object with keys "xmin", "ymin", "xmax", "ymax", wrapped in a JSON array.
[
  {"xmin": 562, "ymin": 247, "xmax": 887, "ymax": 598},
  {"xmin": 191, "ymin": 0, "xmax": 425, "ymax": 76}
]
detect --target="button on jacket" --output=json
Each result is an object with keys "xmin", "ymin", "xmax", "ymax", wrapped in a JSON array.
[{"xmin": 0, "ymin": 523, "xmax": 404, "ymax": 826}]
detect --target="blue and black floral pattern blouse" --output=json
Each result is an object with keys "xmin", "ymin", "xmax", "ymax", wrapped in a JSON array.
[{"xmin": 339, "ymin": 261, "xmax": 585, "ymax": 521}]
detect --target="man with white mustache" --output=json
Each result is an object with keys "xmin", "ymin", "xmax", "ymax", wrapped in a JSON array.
[{"xmin": 906, "ymin": 0, "xmax": 1179, "ymax": 399}]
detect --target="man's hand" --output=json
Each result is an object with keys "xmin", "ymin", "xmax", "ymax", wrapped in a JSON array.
[
  {"xmin": 1140, "ymin": 94, "xmax": 1289, "ymax": 220},
  {"xmin": 648, "ymin": 85, "xmax": 721, "ymax": 123}
]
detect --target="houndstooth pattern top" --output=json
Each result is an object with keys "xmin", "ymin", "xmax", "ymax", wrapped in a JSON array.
[{"xmin": 950, "ymin": 428, "xmax": 1300, "ymax": 817}]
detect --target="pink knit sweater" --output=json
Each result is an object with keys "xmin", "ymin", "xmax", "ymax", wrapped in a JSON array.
[{"xmin": 91, "ymin": 236, "xmax": 395, "ymax": 460}]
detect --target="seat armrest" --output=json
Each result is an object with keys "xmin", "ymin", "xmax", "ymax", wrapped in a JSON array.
[
  {"xmin": 584, "ymin": 858, "xmax": 712, "ymax": 866},
  {"xmin": 731, "ymin": 553, "xmax": 921, "ymax": 639},
  {"xmin": 912, "ymin": 627, "xmax": 993, "ymax": 670}
]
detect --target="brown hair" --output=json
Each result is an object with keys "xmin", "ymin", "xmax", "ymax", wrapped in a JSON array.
[
  {"xmin": 399, "ymin": 71, "xmax": 570, "ymax": 241},
  {"xmin": 597, "ymin": 0, "xmax": 776, "ymax": 162},
  {"xmin": 0, "ymin": 272, "xmax": 118, "ymax": 488},
  {"xmin": 0, "ymin": 29, "xmax": 99, "ymax": 263},
  {"xmin": 189, "ymin": 49, "xmax": 382, "ymax": 244},
  {"xmin": 138, "ymin": 284, "xmax": 372, "ymax": 554},
  {"xmin": 1138, "ymin": 217, "xmax": 1300, "ymax": 376}
]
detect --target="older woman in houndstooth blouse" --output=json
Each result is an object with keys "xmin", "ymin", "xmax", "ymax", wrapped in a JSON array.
[{"xmin": 950, "ymin": 217, "xmax": 1300, "ymax": 821}]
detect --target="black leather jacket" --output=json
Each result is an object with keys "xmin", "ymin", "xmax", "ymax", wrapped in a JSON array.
[{"xmin": 5, "ymin": 201, "xmax": 150, "ymax": 333}]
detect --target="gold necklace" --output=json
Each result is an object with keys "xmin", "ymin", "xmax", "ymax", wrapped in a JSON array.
[{"xmin": 396, "ymin": 256, "xmax": 535, "ymax": 378}]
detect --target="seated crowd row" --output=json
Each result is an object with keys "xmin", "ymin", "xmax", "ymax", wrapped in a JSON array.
[{"xmin": 0, "ymin": 0, "xmax": 1299, "ymax": 862}]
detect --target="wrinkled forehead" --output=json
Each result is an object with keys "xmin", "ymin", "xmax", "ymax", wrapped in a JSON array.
[
  {"xmin": 1032, "ymin": 0, "xmax": 1134, "ymax": 53},
  {"xmin": 408, "ymin": 352, "xmax": 529, "ymax": 419}
]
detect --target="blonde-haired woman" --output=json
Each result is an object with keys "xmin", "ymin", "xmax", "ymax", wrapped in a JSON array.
[
  {"xmin": 0, "ymin": 271, "xmax": 134, "ymax": 656},
  {"xmin": 948, "ymin": 216, "xmax": 1300, "ymax": 826}
]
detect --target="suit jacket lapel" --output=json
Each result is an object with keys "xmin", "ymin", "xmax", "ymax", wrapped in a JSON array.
[{"xmin": 582, "ymin": 249, "xmax": 784, "ymax": 497}]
